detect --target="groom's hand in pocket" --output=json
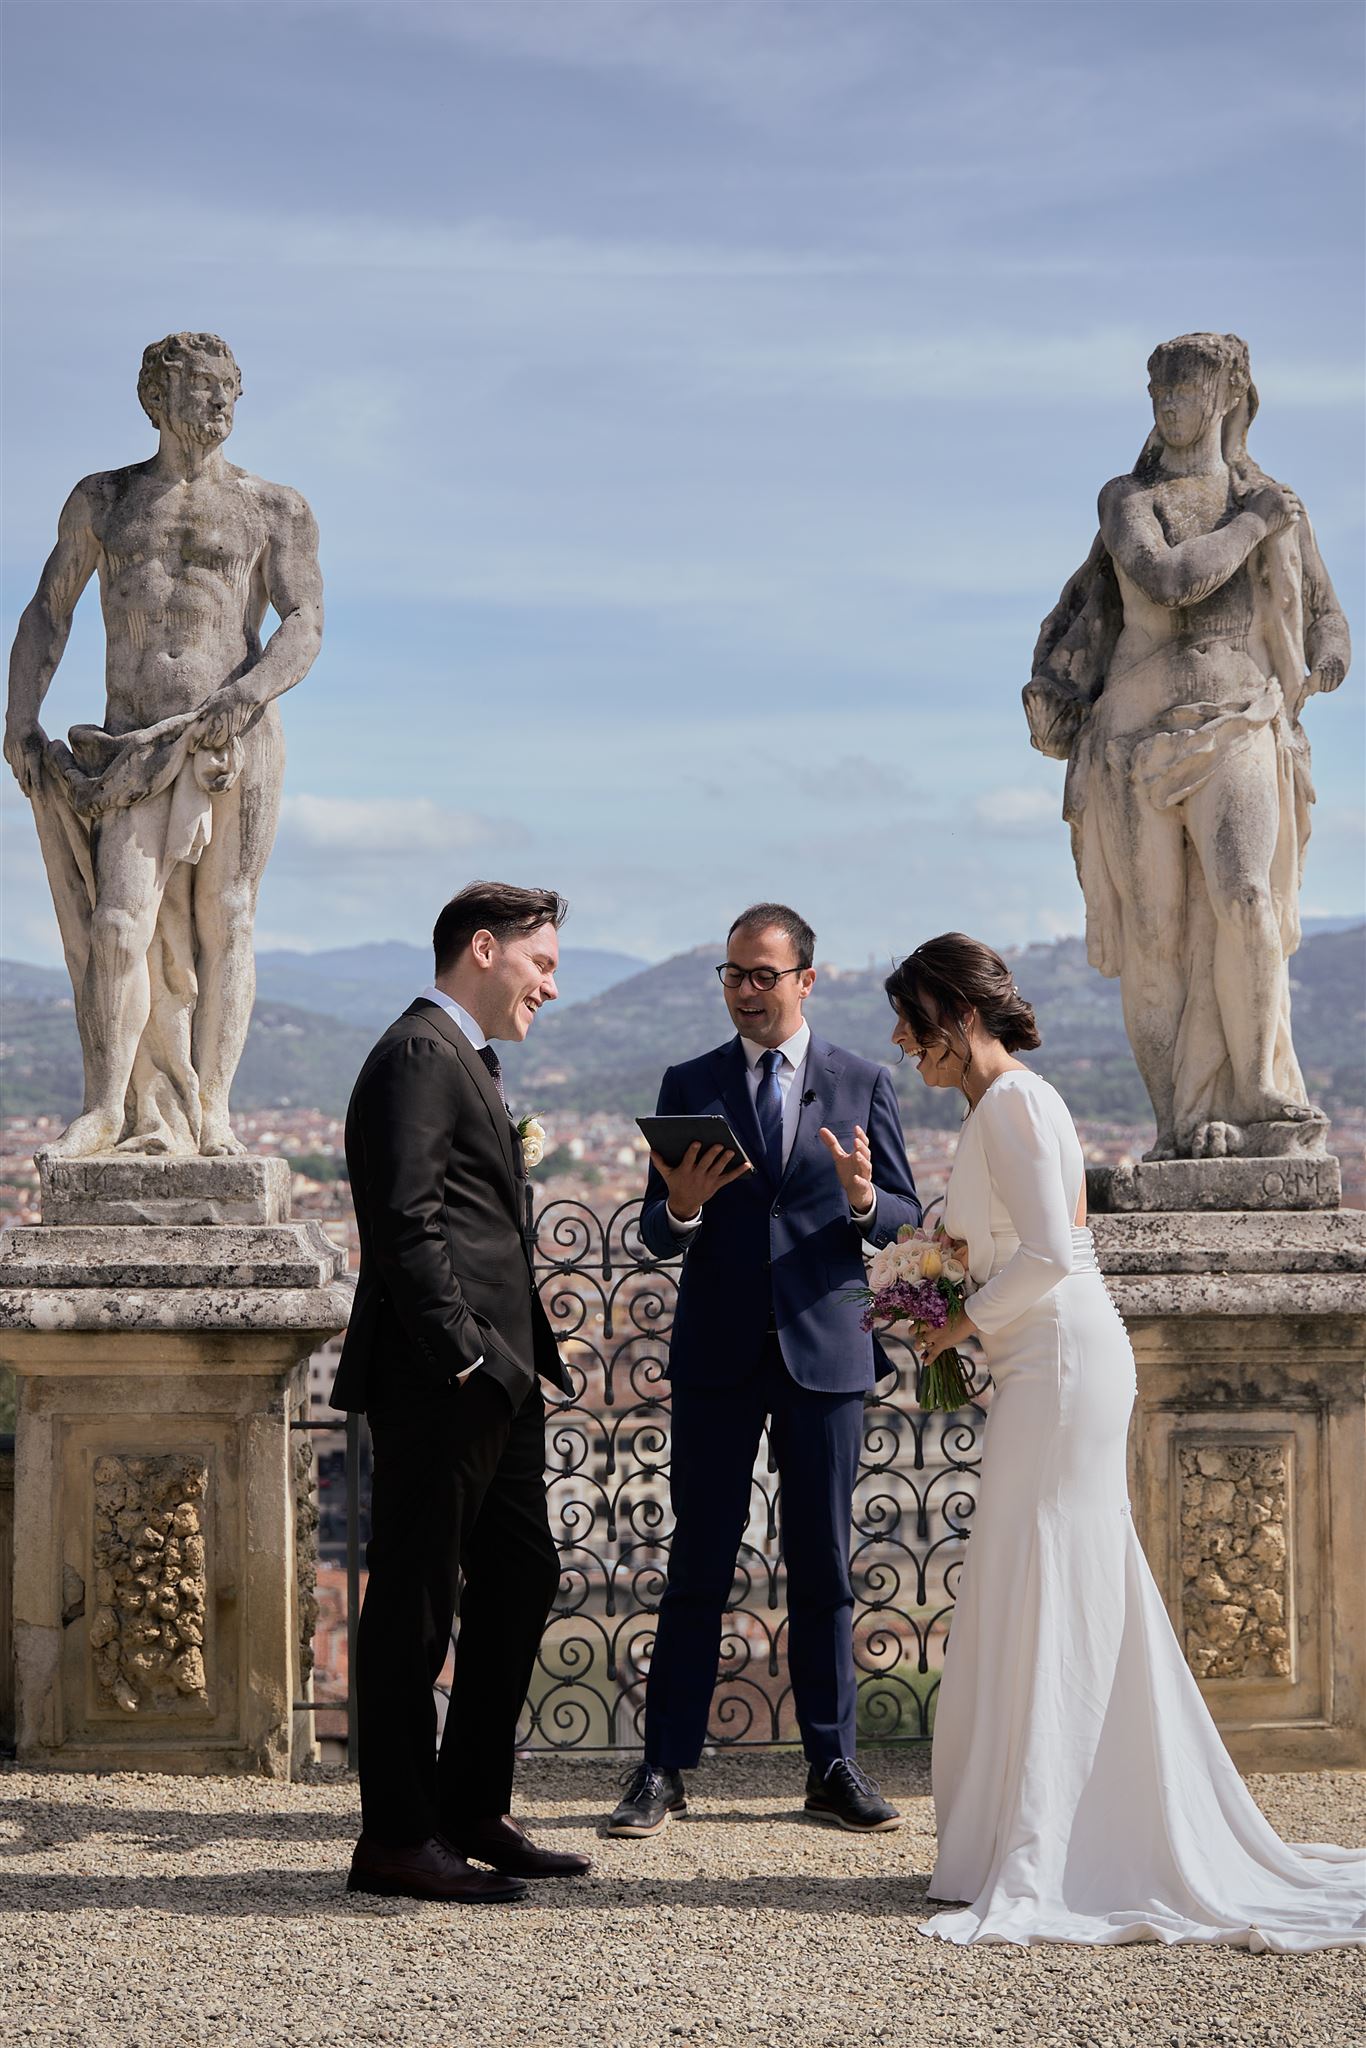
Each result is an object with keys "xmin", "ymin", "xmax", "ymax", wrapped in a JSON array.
[{"xmin": 652, "ymin": 1141, "xmax": 752, "ymax": 1224}]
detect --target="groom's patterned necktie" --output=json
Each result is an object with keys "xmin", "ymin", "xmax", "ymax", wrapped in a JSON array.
[
  {"xmin": 477, "ymin": 1043, "xmax": 507, "ymax": 1106},
  {"xmin": 478, "ymin": 1044, "xmax": 526, "ymax": 1186},
  {"xmin": 756, "ymin": 1047, "xmax": 785, "ymax": 1182}
]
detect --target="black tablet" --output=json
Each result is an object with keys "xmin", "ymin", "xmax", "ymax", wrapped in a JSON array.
[{"xmin": 636, "ymin": 1114, "xmax": 753, "ymax": 1172}]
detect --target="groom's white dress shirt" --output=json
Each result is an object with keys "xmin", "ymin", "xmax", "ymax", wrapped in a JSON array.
[
  {"xmin": 419, "ymin": 984, "xmax": 488, "ymax": 1051},
  {"xmin": 668, "ymin": 1021, "xmax": 875, "ymax": 1232},
  {"xmin": 417, "ymin": 984, "xmax": 487, "ymax": 1376}
]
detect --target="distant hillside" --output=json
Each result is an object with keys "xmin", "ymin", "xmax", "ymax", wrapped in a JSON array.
[
  {"xmin": 496, "ymin": 938, "xmax": 1143, "ymax": 1127},
  {"xmin": 0, "ymin": 941, "xmax": 649, "ymax": 1122},
  {"xmin": 3, "ymin": 927, "xmax": 1362, "ymax": 1132},
  {"xmin": 499, "ymin": 926, "xmax": 1366, "ymax": 1133},
  {"xmin": 0, "ymin": 989, "xmax": 375, "ymax": 1121},
  {"xmin": 254, "ymin": 941, "xmax": 647, "ymax": 1026}
]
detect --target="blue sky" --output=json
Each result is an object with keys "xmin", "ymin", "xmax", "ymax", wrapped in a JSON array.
[{"xmin": 3, "ymin": 0, "xmax": 1362, "ymax": 969}]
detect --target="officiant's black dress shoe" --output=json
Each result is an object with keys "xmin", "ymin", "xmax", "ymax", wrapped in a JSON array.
[
  {"xmin": 605, "ymin": 1764, "xmax": 687, "ymax": 1836},
  {"xmin": 444, "ymin": 1814, "xmax": 593, "ymax": 1879},
  {"xmin": 346, "ymin": 1834, "xmax": 529, "ymax": 1903},
  {"xmin": 804, "ymin": 1759, "xmax": 902, "ymax": 1832}
]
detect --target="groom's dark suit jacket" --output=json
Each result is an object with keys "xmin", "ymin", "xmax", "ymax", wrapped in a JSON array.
[
  {"xmin": 330, "ymin": 999, "xmax": 570, "ymax": 1413},
  {"xmin": 639, "ymin": 1033, "xmax": 922, "ymax": 1393}
]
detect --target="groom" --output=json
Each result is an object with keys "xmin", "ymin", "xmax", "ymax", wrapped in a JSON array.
[
  {"xmin": 331, "ymin": 880, "xmax": 588, "ymax": 1902},
  {"xmin": 607, "ymin": 903, "xmax": 921, "ymax": 1837}
]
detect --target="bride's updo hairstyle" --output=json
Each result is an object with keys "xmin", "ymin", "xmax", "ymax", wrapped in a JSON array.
[{"xmin": 885, "ymin": 933, "xmax": 1041, "ymax": 1075}]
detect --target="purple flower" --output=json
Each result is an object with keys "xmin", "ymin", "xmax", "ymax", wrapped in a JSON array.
[
  {"xmin": 906, "ymin": 1283, "xmax": 949, "ymax": 1329},
  {"xmin": 868, "ymin": 1276, "xmax": 951, "ymax": 1332}
]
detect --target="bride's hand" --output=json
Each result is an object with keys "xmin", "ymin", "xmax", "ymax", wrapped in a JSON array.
[{"xmin": 921, "ymin": 1312, "xmax": 979, "ymax": 1366}]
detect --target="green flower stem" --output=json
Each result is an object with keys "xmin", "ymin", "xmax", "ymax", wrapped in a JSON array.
[{"xmin": 918, "ymin": 1346, "xmax": 974, "ymax": 1414}]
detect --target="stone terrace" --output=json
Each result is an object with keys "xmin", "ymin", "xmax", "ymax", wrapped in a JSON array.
[{"xmin": 1, "ymin": 1752, "xmax": 1362, "ymax": 2048}]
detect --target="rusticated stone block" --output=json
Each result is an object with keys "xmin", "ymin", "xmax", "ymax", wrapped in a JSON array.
[
  {"xmin": 39, "ymin": 1154, "xmax": 291, "ymax": 1227},
  {"xmin": 0, "ymin": 1222, "xmax": 343, "ymax": 1293},
  {"xmin": 1089, "ymin": 1154, "xmax": 1341, "ymax": 1213}
]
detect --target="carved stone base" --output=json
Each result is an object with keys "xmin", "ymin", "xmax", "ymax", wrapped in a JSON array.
[
  {"xmin": 1089, "ymin": 1153, "xmax": 1341, "ymax": 1213},
  {"xmin": 38, "ymin": 1154, "xmax": 291, "ymax": 1227},
  {"xmin": 0, "ymin": 1159, "xmax": 350, "ymax": 1775},
  {"xmin": 1097, "ymin": 1206, "xmax": 1366, "ymax": 1771}
]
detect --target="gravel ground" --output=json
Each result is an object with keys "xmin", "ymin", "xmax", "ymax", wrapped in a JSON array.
[{"xmin": 0, "ymin": 1750, "xmax": 1361, "ymax": 2048}]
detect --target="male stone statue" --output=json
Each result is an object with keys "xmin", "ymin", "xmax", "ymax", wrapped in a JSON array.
[
  {"xmin": 4, "ymin": 333, "xmax": 323, "ymax": 1159},
  {"xmin": 1024, "ymin": 332, "xmax": 1350, "ymax": 1161}
]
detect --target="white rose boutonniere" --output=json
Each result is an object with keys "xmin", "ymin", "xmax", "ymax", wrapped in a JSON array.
[{"xmin": 517, "ymin": 1112, "xmax": 547, "ymax": 1171}]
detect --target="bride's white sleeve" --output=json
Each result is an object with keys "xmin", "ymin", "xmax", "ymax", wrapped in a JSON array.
[{"xmin": 963, "ymin": 1081, "xmax": 1075, "ymax": 1335}]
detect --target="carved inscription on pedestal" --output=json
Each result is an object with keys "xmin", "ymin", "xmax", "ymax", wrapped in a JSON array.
[
  {"xmin": 1178, "ymin": 1443, "xmax": 1291, "ymax": 1681},
  {"xmin": 89, "ymin": 1454, "xmax": 210, "ymax": 1713},
  {"xmin": 1259, "ymin": 1161, "xmax": 1333, "ymax": 1206}
]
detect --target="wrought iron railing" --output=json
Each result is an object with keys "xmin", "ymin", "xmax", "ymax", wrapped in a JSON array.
[
  {"xmin": 313, "ymin": 1192, "xmax": 988, "ymax": 1756},
  {"xmin": 520, "ymin": 1194, "xmax": 985, "ymax": 1749}
]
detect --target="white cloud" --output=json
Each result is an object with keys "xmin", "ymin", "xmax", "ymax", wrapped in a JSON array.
[
  {"xmin": 6, "ymin": 183, "xmax": 864, "ymax": 290},
  {"xmin": 278, "ymin": 794, "xmax": 527, "ymax": 858},
  {"xmin": 710, "ymin": 329, "xmax": 1366, "ymax": 411},
  {"xmin": 971, "ymin": 786, "xmax": 1061, "ymax": 836},
  {"xmin": 392, "ymin": 0, "xmax": 886, "ymax": 127},
  {"xmin": 792, "ymin": 754, "xmax": 917, "ymax": 805}
]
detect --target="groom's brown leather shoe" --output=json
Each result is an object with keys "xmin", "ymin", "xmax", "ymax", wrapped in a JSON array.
[
  {"xmin": 346, "ymin": 1833, "xmax": 529, "ymax": 1902},
  {"xmin": 444, "ymin": 1814, "xmax": 593, "ymax": 1879}
]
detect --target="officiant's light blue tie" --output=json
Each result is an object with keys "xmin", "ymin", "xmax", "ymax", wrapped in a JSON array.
[{"xmin": 756, "ymin": 1048, "xmax": 785, "ymax": 1182}]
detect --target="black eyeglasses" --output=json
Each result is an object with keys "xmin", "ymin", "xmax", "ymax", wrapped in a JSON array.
[{"xmin": 716, "ymin": 964, "xmax": 805, "ymax": 991}]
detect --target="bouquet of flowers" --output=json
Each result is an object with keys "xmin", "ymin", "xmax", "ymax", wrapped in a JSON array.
[{"xmin": 850, "ymin": 1221, "xmax": 976, "ymax": 1412}]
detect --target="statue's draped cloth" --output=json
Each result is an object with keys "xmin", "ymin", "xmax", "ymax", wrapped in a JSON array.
[
  {"xmin": 32, "ymin": 712, "xmax": 243, "ymax": 1153},
  {"xmin": 1034, "ymin": 521, "xmax": 1328, "ymax": 1140}
]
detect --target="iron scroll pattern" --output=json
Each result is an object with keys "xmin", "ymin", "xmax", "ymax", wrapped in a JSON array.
[{"xmin": 517, "ymin": 1194, "xmax": 987, "ymax": 1751}]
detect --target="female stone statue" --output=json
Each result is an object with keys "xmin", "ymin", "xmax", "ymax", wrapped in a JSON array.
[{"xmin": 1024, "ymin": 332, "xmax": 1349, "ymax": 1160}]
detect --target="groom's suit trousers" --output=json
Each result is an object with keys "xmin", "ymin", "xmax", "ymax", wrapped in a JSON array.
[
  {"xmin": 355, "ymin": 1375, "xmax": 560, "ymax": 1847},
  {"xmin": 643, "ymin": 1336, "xmax": 863, "ymax": 1771}
]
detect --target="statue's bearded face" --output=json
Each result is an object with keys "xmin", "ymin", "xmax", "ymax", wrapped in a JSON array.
[
  {"xmin": 160, "ymin": 353, "xmax": 238, "ymax": 446},
  {"xmin": 1148, "ymin": 369, "xmax": 1223, "ymax": 451}
]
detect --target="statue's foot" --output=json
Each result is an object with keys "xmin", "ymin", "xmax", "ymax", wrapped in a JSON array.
[
  {"xmin": 1191, "ymin": 1120, "xmax": 1240, "ymax": 1160},
  {"xmin": 1245, "ymin": 1097, "xmax": 1323, "ymax": 1127},
  {"xmin": 200, "ymin": 1119, "xmax": 246, "ymax": 1158},
  {"xmin": 1142, "ymin": 1132, "xmax": 1179, "ymax": 1162},
  {"xmin": 116, "ymin": 1131, "xmax": 178, "ymax": 1157},
  {"xmin": 37, "ymin": 1106, "xmax": 125, "ymax": 1161}
]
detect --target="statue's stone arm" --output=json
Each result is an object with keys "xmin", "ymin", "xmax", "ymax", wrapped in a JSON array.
[
  {"xmin": 1022, "ymin": 535, "xmax": 1122, "ymax": 762},
  {"xmin": 1300, "ymin": 519, "xmax": 1351, "ymax": 696},
  {"xmin": 193, "ymin": 489, "xmax": 323, "ymax": 749},
  {"xmin": 3, "ymin": 479, "xmax": 101, "ymax": 798},
  {"xmin": 1098, "ymin": 475, "xmax": 1280, "ymax": 612}
]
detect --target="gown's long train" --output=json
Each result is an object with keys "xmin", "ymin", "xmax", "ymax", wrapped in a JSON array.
[{"xmin": 919, "ymin": 1073, "xmax": 1363, "ymax": 1949}]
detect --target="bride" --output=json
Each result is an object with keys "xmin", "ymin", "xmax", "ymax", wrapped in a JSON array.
[{"xmin": 885, "ymin": 932, "xmax": 1364, "ymax": 1949}]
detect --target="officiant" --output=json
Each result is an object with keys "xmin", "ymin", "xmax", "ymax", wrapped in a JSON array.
[{"xmin": 606, "ymin": 903, "xmax": 921, "ymax": 1839}]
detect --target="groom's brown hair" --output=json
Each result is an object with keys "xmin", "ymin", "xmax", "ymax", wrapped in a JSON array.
[{"xmin": 433, "ymin": 881, "xmax": 568, "ymax": 974}]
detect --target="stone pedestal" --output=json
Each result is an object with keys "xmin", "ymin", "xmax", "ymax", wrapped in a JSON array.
[
  {"xmin": 1092, "ymin": 1203, "xmax": 1366, "ymax": 1771},
  {"xmin": 0, "ymin": 1156, "xmax": 351, "ymax": 1777}
]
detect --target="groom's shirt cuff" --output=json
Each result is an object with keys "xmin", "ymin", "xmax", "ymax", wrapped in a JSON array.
[
  {"xmin": 851, "ymin": 1194, "xmax": 877, "ymax": 1229},
  {"xmin": 665, "ymin": 1205, "xmax": 703, "ymax": 1237}
]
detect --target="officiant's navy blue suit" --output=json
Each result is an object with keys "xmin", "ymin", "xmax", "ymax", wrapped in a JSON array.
[{"xmin": 638, "ymin": 1032, "xmax": 921, "ymax": 1770}]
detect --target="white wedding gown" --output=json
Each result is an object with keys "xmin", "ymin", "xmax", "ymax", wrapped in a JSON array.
[{"xmin": 920, "ymin": 1069, "xmax": 1364, "ymax": 1949}]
